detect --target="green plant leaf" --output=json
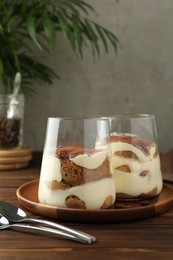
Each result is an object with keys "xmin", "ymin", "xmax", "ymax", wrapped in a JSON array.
[
  {"xmin": 7, "ymin": 15, "xmax": 23, "ymax": 32},
  {"xmin": 69, "ymin": 0, "xmax": 95, "ymax": 15},
  {"xmin": 83, "ymin": 19, "xmax": 100, "ymax": 58},
  {"xmin": 0, "ymin": 24, "xmax": 4, "ymax": 34},
  {"xmin": 43, "ymin": 17, "xmax": 56, "ymax": 51},
  {"xmin": 105, "ymin": 31, "xmax": 118, "ymax": 54},
  {"xmin": 0, "ymin": 0, "xmax": 119, "ymax": 96},
  {"xmin": 58, "ymin": 12, "xmax": 70, "ymax": 38},
  {"xmin": 93, "ymin": 21, "xmax": 119, "ymax": 54},
  {"xmin": 59, "ymin": 2, "xmax": 78, "ymax": 15},
  {"xmin": 72, "ymin": 15, "xmax": 83, "ymax": 58},
  {"xmin": 68, "ymin": 32, "xmax": 77, "ymax": 55},
  {"xmin": 58, "ymin": 12, "xmax": 78, "ymax": 54},
  {"xmin": 0, "ymin": 58, "xmax": 4, "ymax": 77},
  {"xmin": 95, "ymin": 25, "xmax": 108, "ymax": 53},
  {"xmin": 26, "ymin": 15, "xmax": 42, "ymax": 50}
]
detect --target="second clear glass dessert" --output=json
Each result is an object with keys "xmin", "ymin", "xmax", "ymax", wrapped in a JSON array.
[{"xmin": 106, "ymin": 114, "xmax": 163, "ymax": 200}]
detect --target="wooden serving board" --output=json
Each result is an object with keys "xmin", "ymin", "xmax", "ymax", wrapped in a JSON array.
[{"xmin": 16, "ymin": 180, "xmax": 173, "ymax": 223}]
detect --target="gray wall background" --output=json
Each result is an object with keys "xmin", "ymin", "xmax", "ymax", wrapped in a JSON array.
[{"xmin": 24, "ymin": 0, "xmax": 173, "ymax": 153}]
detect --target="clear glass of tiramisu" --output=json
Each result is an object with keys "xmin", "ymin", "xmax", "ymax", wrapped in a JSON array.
[
  {"xmin": 38, "ymin": 117, "xmax": 116, "ymax": 209},
  {"xmin": 107, "ymin": 114, "xmax": 163, "ymax": 200}
]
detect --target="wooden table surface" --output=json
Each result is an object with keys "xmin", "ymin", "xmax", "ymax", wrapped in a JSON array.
[{"xmin": 0, "ymin": 153, "xmax": 173, "ymax": 260}]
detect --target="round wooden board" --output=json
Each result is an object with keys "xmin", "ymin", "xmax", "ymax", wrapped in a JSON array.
[
  {"xmin": 16, "ymin": 180, "xmax": 173, "ymax": 223},
  {"xmin": 0, "ymin": 162, "xmax": 28, "ymax": 170},
  {"xmin": 0, "ymin": 147, "xmax": 32, "ymax": 158}
]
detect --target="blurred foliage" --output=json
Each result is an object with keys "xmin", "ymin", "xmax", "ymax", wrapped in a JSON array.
[{"xmin": 0, "ymin": 0, "xmax": 118, "ymax": 96}]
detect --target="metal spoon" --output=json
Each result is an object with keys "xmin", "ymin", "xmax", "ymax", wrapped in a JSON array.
[
  {"xmin": 0, "ymin": 213, "xmax": 91, "ymax": 244},
  {"xmin": 0, "ymin": 201, "xmax": 96, "ymax": 243}
]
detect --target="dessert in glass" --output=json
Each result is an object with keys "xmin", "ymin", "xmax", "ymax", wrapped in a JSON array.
[
  {"xmin": 108, "ymin": 114, "xmax": 163, "ymax": 200},
  {"xmin": 38, "ymin": 117, "xmax": 115, "ymax": 209}
]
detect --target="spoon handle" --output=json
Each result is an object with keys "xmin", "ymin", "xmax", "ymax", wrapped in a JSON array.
[
  {"xmin": 26, "ymin": 218, "xmax": 96, "ymax": 243},
  {"xmin": 10, "ymin": 223, "xmax": 92, "ymax": 244}
]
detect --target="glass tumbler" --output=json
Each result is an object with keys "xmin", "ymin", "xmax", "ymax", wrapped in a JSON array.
[
  {"xmin": 0, "ymin": 94, "xmax": 24, "ymax": 149},
  {"xmin": 38, "ymin": 117, "xmax": 115, "ymax": 209},
  {"xmin": 107, "ymin": 114, "xmax": 163, "ymax": 200}
]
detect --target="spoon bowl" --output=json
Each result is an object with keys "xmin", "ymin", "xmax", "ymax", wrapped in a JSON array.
[
  {"xmin": 0, "ymin": 201, "xmax": 96, "ymax": 243},
  {"xmin": 0, "ymin": 201, "xmax": 28, "ymax": 222}
]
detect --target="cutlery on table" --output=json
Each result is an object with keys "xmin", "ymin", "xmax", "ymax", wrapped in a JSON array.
[
  {"xmin": 0, "ymin": 213, "xmax": 92, "ymax": 244},
  {"xmin": 0, "ymin": 201, "xmax": 96, "ymax": 243}
]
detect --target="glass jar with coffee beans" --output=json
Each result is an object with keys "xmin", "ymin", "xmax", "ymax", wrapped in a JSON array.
[
  {"xmin": 0, "ymin": 94, "xmax": 24, "ymax": 149},
  {"xmin": 0, "ymin": 73, "xmax": 24, "ymax": 149}
]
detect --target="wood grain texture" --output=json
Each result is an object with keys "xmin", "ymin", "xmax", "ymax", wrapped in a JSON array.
[{"xmin": 0, "ymin": 152, "xmax": 173, "ymax": 259}]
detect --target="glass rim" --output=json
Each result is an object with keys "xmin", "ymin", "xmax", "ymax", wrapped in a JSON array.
[
  {"xmin": 101, "ymin": 114, "xmax": 155, "ymax": 119},
  {"xmin": 47, "ymin": 116, "xmax": 109, "ymax": 121}
]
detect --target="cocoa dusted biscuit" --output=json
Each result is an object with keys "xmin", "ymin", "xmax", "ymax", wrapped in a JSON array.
[
  {"xmin": 65, "ymin": 195, "xmax": 113, "ymax": 209},
  {"xmin": 44, "ymin": 180, "xmax": 71, "ymax": 190},
  {"xmin": 111, "ymin": 135, "xmax": 158, "ymax": 157},
  {"xmin": 116, "ymin": 187, "xmax": 158, "ymax": 200},
  {"xmin": 116, "ymin": 165, "xmax": 131, "ymax": 173},
  {"xmin": 56, "ymin": 145, "xmax": 82, "ymax": 163},
  {"xmin": 114, "ymin": 151, "xmax": 138, "ymax": 160},
  {"xmin": 101, "ymin": 196, "xmax": 113, "ymax": 209},
  {"xmin": 61, "ymin": 157, "xmax": 111, "ymax": 186},
  {"xmin": 56, "ymin": 145, "xmax": 111, "ymax": 186},
  {"xmin": 65, "ymin": 195, "xmax": 86, "ymax": 209},
  {"xmin": 139, "ymin": 170, "xmax": 149, "ymax": 177}
]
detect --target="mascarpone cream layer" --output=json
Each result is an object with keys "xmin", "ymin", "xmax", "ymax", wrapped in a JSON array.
[
  {"xmin": 38, "ymin": 177, "xmax": 116, "ymax": 209},
  {"xmin": 70, "ymin": 150, "xmax": 107, "ymax": 169},
  {"xmin": 111, "ymin": 141, "xmax": 163, "ymax": 196},
  {"xmin": 40, "ymin": 154, "xmax": 62, "ymax": 182},
  {"xmin": 112, "ymin": 155, "xmax": 161, "ymax": 175},
  {"xmin": 114, "ymin": 168, "xmax": 163, "ymax": 196}
]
